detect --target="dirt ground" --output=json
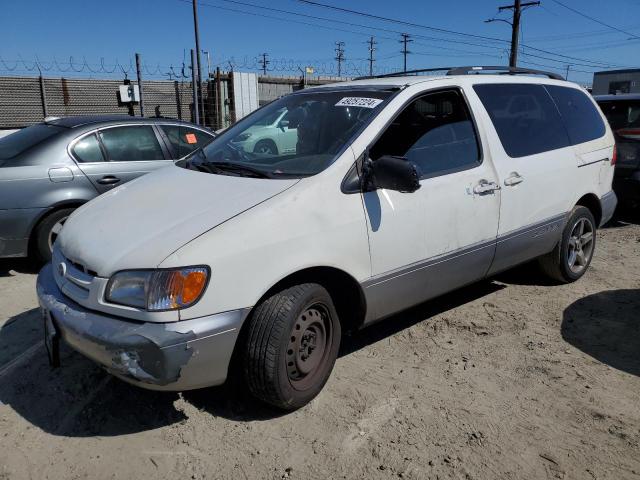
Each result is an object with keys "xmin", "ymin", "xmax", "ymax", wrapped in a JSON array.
[{"xmin": 0, "ymin": 216, "xmax": 639, "ymax": 480}]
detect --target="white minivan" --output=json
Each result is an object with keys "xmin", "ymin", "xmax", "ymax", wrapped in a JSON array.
[{"xmin": 37, "ymin": 67, "xmax": 617, "ymax": 409}]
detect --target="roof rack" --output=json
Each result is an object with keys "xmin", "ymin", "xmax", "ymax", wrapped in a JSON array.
[{"xmin": 355, "ymin": 65, "xmax": 564, "ymax": 81}]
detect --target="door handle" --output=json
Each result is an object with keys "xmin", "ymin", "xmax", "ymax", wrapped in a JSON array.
[
  {"xmin": 473, "ymin": 180, "xmax": 501, "ymax": 195},
  {"xmin": 504, "ymin": 172, "xmax": 524, "ymax": 186},
  {"xmin": 97, "ymin": 175, "xmax": 121, "ymax": 185}
]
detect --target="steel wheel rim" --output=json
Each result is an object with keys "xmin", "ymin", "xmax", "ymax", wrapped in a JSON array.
[
  {"xmin": 567, "ymin": 217, "xmax": 594, "ymax": 274},
  {"xmin": 286, "ymin": 303, "xmax": 333, "ymax": 391},
  {"xmin": 48, "ymin": 216, "xmax": 68, "ymax": 252}
]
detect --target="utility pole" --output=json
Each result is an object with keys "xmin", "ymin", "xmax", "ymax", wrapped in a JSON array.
[
  {"xmin": 565, "ymin": 64, "xmax": 571, "ymax": 81},
  {"xmin": 367, "ymin": 36, "xmax": 376, "ymax": 77},
  {"xmin": 135, "ymin": 53, "xmax": 145, "ymax": 117},
  {"xmin": 496, "ymin": 0, "xmax": 540, "ymax": 68},
  {"xmin": 335, "ymin": 41, "xmax": 345, "ymax": 77},
  {"xmin": 400, "ymin": 33, "xmax": 413, "ymax": 72},
  {"xmin": 190, "ymin": 49, "xmax": 200, "ymax": 125},
  {"xmin": 192, "ymin": 0, "xmax": 205, "ymax": 125},
  {"xmin": 260, "ymin": 53, "xmax": 270, "ymax": 76}
]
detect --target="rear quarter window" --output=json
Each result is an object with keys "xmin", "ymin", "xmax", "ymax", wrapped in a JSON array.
[
  {"xmin": 473, "ymin": 83, "xmax": 570, "ymax": 158},
  {"xmin": 546, "ymin": 85, "xmax": 606, "ymax": 145}
]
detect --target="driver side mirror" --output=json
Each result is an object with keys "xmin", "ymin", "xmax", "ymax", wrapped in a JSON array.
[{"xmin": 363, "ymin": 155, "xmax": 421, "ymax": 193}]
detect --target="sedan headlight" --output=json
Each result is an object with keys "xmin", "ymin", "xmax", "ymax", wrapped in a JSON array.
[{"xmin": 106, "ymin": 267, "xmax": 209, "ymax": 311}]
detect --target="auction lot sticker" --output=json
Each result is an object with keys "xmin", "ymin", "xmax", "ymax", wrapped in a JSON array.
[{"xmin": 335, "ymin": 97, "xmax": 384, "ymax": 108}]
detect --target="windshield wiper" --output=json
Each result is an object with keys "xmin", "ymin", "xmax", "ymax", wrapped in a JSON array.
[{"xmin": 204, "ymin": 161, "xmax": 272, "ymax": 178}]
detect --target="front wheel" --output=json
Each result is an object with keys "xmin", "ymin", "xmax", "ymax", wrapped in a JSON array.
[
  {"xmin": 33, "ymin": 208, "xmax": 75, "ymax": 263},
  {"xmin": 243, "ymin": 283, "xmax": 341, "ymax": 410},
  {"xmin": 538, "ymin": 206, "xmax": 596, "ymax": 283}
]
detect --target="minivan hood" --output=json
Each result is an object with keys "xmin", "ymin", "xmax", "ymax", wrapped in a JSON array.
[{"xmin": 58, "ymin": 165, "xmax": 298, "ymax": 276}]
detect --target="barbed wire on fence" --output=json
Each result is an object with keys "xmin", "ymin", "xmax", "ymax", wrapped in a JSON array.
[{"xmin": 0, "ymin": 54, "xmax": 411, "ymax": 80}]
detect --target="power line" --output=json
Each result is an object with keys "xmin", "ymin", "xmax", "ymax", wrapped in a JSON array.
[
  {"xmin": 549, "ymin": 0, "xmax": 640, "ymax": 40},
  {"xmin": 291, "ymin": 0, "xmax": 629, "ymax": 68}
]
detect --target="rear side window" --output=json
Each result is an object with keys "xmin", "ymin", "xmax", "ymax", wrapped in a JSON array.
[
  {"xmin": 546, "ymin": 86, "xmax": 605, "ymax": 145},
  {"xmin": 72, "ymin": 134, "xmax": 105, "ymax": 162},
  {"xmin": 160, "ymin": 125, "xmax": 214, "ymax": 159},
  {"xmin": 0, "ymin": 124, "xmax": 63, "ymax": 160},
  {"xmin": 473, "ymin": 84, "xmax": 570, "ymax": 158},
  {"xmin": 370, "ymin": 89, "xmax": 481, "ymax": 178},
  {"xmin": 99, "ymin": 126, "xmax": 165, "ymax": 161}
]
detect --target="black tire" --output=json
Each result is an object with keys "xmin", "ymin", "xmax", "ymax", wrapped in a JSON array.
[
  {"xmin": 253, "ymin": 139, "xmax": 278, "ymax": 155},
  {"xmin": 243, "ymin": 283, "xmax": 341, "ymax": 410},
  {"xmin": 538, "ymin": 206, "xmax": 596, "ymax": 283},
  {"xmin": 33, "ymin": 208, "xmax": 75, "ymax": 263}
]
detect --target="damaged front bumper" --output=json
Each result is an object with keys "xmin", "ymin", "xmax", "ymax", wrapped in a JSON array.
[{"xmin": 36, "ymin": 263, "xmax": 250, "ymax": 391}]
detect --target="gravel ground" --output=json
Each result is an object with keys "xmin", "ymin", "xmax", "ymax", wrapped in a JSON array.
[{"xmin": 0, "ymin": 216, "xmax": 639, "ymax": 480}]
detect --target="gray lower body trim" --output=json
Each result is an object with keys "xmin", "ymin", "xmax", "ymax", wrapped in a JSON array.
[
  {"xmin": 487, "ymin": 213, "xmax": 567, "ymax": 277},
  {"xmin": 599, "ymin": 190, "xmax": 617, "ymax": 227},
  {"xmin": 37, "ymin": 263, "xmax": 249, "ymax": 391},
  {"xmin": 362, "ymin": 213, "xmax": 568, "ymax": 324},
  {"xmin": 362, "ymin": 239, "xmax": 496, "ymax": 323}
]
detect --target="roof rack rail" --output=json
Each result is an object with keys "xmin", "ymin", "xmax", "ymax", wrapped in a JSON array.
[
  {"xmin": 354, "ymin": 67, "xmax": 454, "ymax": 80},
  {"xmin": 354, "ymin": 65, "xmax": 564, "ymax": 81},
  {"xmin": 446, "ymin": 66, "xmax": 564, "ymax": 80}
]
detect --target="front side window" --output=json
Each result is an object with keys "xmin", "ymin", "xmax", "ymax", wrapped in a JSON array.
[
  {"xmin": 370, "ymin": 90, "xmax": 481, "ymax": 178},
  {"xmin": 160, "ymin": 125, "xmax": 214, "ymax": 159},
  {"xmin": 72, "ymin": 133, "xmax": 105, "ymax": 162},
  {"xmin": 546, "ymin": 85, "xmax": 605, "ymax": 145},
  {"xmin": 99, "ymin": 126, "xmax": 165, "ymax": 161},
  {"xmin": 474, "ymin": 84, "xmax": 570, "ymax": 158},
  {"xmin": 185, "ymin": 89, "xmax": 392, "ymax": 178}
]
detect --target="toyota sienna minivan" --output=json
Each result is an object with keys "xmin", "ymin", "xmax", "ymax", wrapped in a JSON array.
[{"xmin": 37, "ymin": 67, "xmax": 617, "ymax": 410}]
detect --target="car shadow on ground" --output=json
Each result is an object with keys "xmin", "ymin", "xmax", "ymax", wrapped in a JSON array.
[
  {"xmin": 602, "ymin": 207, "xmax": 640, "ymax": 229},
  {"xmin": 0, "ymin": 280, "xmax": 504, "ymax": 437},
  {"xmin": 562, "ymin": 288, "xmax": 640, "ymax": 377},
  {"xmin": 0, "ymin": 258, "xmax": 40, "ymax": 277}
]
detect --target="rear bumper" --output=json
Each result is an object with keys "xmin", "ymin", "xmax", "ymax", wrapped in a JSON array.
[
  {"xmin": 612, "ymin": 172, "xmax": 640, "ymax": 206},
  {"xmin": 36, "ymin": 263, "xmax": 250, "ymax": 391},
  {"xmin": 0, "ymin": 207, "xmax": 45, "ymax": 258},
  {"xmin": 600, "ymin": 190, "xmax": 618, "ymax": 227}
]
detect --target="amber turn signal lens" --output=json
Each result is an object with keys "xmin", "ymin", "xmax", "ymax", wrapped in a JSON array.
[{"xmin": 182, "ymin": 270, "xmax": 207, "ymax": 304}]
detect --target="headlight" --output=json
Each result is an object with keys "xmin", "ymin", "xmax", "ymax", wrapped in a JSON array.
[
  {"xmin": 106, "ymin": 266, "xmax": 209, "ymax": 311},
  {"xmin": 232, "ymin": 133, "xmax": 252, "ymax": 142}
]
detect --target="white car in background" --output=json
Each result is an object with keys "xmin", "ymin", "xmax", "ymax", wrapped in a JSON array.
[
  {"xmin": 231, "ymin": 108, "xmax": 297, "ymax": 155},
  {"xmin": 37, "ymin": 66, "xmax": 617, "ymax": 411}
]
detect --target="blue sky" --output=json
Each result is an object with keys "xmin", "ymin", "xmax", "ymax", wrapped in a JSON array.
[{"xmin": 2, "ymin": 0, "xmax": 639, "ymax": 85}]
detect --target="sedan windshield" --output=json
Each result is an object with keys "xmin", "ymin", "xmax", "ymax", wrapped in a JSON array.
[
  {"xmin": 0, "ymin": 123, "xmax": 64, "ymax": 161},
  {"xmin": 182, "ymin": 89, "xmax": 392, "ymax": 178}
]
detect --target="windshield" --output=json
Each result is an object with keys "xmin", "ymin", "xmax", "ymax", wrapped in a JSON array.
[
  {"xmin": 0, "ymin": 123, "xmax": 64, "ymax": 161},
  {"xmin": 597, "ymin": 100, "xmax": 640, "ymax": 130},
  {"xmin": 183, "ymin": 89, "xmax": 392, "ymax": 178}
]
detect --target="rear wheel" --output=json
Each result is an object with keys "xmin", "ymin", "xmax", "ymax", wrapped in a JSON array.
[
  {"xmin": 243, "ymin": 283, "xmax": 341, "ymax": 410},
  {"xmin": 538, "ymin": 206, "xmax": 596, "ymax": 283},
  {"xmin": 34, "ymin": 208, "xmax": 75, "ymax": 262}
]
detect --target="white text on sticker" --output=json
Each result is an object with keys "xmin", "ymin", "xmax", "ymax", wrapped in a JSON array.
[{"xmin": 335, "ymin": 97, "xmax": 383, "ymax": 108}]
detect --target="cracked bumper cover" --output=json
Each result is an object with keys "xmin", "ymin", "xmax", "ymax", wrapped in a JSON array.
[{"xmin": 36, "ymin": 263, "xmax": 250, "ymax": 391}]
